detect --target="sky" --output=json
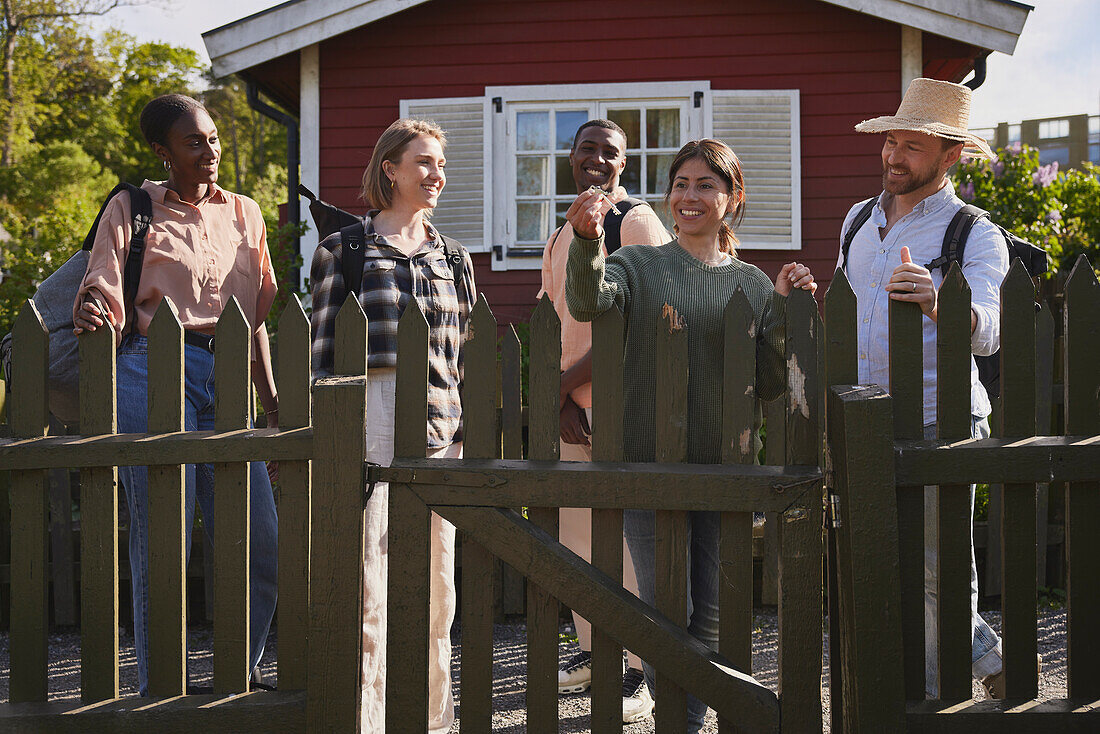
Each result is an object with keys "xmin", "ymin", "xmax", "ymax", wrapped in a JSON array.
[{"xmin": 87, "ymin": 0, "xmax": 1099, "ymax": 129}]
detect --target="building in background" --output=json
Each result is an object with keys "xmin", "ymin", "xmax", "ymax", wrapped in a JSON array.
[{"xmin": 973, "ymin": 113, "xmax": 1100, "ymax": 168}]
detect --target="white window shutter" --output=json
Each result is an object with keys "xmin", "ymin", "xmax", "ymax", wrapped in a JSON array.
[
  {"xmin": 401, "ymin": 97, "xmax": 488, "ymax": 251},
  {"xmin": 710, "ymin": 90, "xmax": 801, "ymax": 250}
]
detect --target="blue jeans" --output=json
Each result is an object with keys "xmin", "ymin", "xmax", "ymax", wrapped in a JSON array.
[
  {"xmin": 624, "ymin": 509, "xmax": 720, "ymax": 733},
  {"xmin": 923, "ymin": 416, "xmax": 1002, "ymax": 697},
  {"xmin": 116, "ymin": 335, "xmax": 278, "ymax": 695}
]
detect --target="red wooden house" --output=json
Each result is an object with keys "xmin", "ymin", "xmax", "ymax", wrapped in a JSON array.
[{"xmin": 204, "ymin": 0, "xmax": 1030, "ymax": 324}]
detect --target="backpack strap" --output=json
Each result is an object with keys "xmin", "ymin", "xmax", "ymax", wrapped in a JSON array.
[
  {"xmin": 926, "ymin": 204, "xmax": 987, "ymax": 276},
  {"xmin": 440, "ymin": 234, "xmax": 466, "ymax": 282},
  {"xmin": 339, "ymin": 219, "xmax": 367, "ymax": 297},
  {"xmin": 602, "ymin": 197, "xmax": 645, "ymax": 254},
  {"xmin": 122, "ymin": 184, "xmax": 153, "ymax": 306},
  {"xmin": 841, "ymin": 198, "xmax": 878, "ymax": 271}
]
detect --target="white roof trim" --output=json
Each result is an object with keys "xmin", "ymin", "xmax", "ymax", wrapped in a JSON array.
[
  {"xmin": 818, "ymin": 0, "xmax": 1031, "ymax": 55},
  {"xmin": 204, "ymin": 0, "xmax": 1031, "ymax": 78},
  {"xmin": 203, "ymin": 0, "xmax": 432, "ymax": 77}
]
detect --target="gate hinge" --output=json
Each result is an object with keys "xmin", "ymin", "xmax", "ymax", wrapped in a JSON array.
[
  {"xmin": 364, "ymin": 461, "xmax": 382, "ymax": 505},
  {"xmin": 829, "ymin": 493, "xmax": 842, "ymax": 529}
]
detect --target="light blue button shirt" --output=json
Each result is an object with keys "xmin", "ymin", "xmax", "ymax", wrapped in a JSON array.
[{"xmin": 836, "ymin": 181, "xmax": 1009, "ymax": 425}]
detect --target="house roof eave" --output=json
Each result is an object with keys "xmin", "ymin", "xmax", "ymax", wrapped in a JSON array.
[{"xmin": 817, "ymin": 0, "xmax": 1032, "ymax": 55}]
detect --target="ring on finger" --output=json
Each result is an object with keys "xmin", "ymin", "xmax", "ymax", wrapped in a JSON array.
[{"xmin": 911, "ymin": 281, "xmax": 917, "ymax": 292}]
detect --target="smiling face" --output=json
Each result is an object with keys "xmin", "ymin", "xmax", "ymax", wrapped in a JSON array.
[
  {"xmin": 154, "ymin": 109, "xmax": 220, "ymax": 189},
  {"xmin": 881, "ymin": 130, "xmax": 961, "ymax": 198},
  {"xmin": 668, "ymin": 156, "xmax": 739, "ymax": 239},
  {"xmin": 384, "ymin": 133, "xmax": 446, "ymax": 212},
  {"xmin": 570, "ymin": 126, "xmax": 627, "ymax": 193}
]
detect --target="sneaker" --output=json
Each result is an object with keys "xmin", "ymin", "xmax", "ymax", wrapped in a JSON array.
[
  {"xmin": 622, "ymin": 667, "xmax": 654, "ymax": 723},
  {"xmin": 558, "ymin": 651, "xmax": 592, "ymax": 694},
  {"xmin": 979, "ymin": 653, "xmax": 1041, "ymax": 699}
]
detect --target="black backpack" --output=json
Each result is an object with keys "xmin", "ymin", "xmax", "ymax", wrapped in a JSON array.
[
  {"xmin": 298, "ymin": 184, "xmax": 465, "ymax": 296},
  {"xmin": 0, "ymin": 183, "xmax": 152, "ymax": 423},
  {"xmin": 841, "ymin": 198, "xmax": 1049, "ymax": 398}
]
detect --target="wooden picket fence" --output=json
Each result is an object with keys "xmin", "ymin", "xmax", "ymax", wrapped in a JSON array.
[{"xmin": 825, "ymin": 255, "xmax": 1100, "ymax": 732}]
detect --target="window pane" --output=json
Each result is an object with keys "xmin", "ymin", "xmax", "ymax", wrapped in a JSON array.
[
  {"xmin": 608, "ymin": 109, "xmax": 641, "ymax": 149},
  {"xmin": 556, "ymin": 201, "xmax": 571, "ymax": 231},
  {"xmin": 555, "ymin": 155, "xmax": 576, "ymax": 195},
  {"xmin": 517, "ymin": 111, "xmax": 549, "ymax": 151},
  {"xmin": 516, "ymin": 156, "xmax": 549, "ymax": 196},
  {"xmin": 646, "ymin": 153, "xmax": 675, "ymax": 196},
  {"xmin": 621, "ymin": 154, "xmax": 641, "ymax": 195},
  {"xmin": 556, "ymin": 110, "xmax": 589, "ymax": 150},
  {"xmin": 517, "ymin": 201, "xmax": 550, "ymax": 242},
  {"xmin": 647, "ymin": 108, "xmax": 680, "ymax": 148}
]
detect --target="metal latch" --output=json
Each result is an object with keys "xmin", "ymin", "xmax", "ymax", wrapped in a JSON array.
[
  {"xmin": 364, "ymin": 462, "xmax": 381, "ymax": 505},
  {"xmin": 829, "ymin": 493, "xmax": 842, "ymax": 529}
]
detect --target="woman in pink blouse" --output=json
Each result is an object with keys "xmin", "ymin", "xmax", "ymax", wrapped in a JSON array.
[{"xmin": 73, "ymin": 94, "xmax": 278, "ymax": 695}]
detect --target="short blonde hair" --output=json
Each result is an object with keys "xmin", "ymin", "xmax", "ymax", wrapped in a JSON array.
[{"xmin": 359, "ymin": 118, "xmax": 447, "ymax": 210}]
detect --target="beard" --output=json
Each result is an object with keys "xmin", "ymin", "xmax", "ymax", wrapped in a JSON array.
[{"xmin": 882, "ymin": 161, "xmax": 941, "ymax": 195}]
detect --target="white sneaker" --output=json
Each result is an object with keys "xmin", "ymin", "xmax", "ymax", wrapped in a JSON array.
[
  {"xmin": 558, "ymin": 650, "xmax": 592, "ymax": 694},
  {"xmin": 622, "ymin": 667, "xmax": 654, "ymax": 723}
]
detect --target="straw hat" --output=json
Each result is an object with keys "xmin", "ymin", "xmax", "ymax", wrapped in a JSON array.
[{"xmin": 854, "ymin": 78, "xmax": 995, "ymax": 159}]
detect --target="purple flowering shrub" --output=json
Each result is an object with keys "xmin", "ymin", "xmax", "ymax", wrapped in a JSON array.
[{"xmin": 952, "ymin": 143, "xmax": 1100, "ymax": 277}]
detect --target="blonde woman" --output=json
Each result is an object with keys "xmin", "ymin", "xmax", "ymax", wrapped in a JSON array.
[
  {"xmin": 309, "ymin": 118, "xmax": 475, "ymax": 732},
  {"xmin": 566, "ymin": 138, "xmax": 816, "ymax": 732}
]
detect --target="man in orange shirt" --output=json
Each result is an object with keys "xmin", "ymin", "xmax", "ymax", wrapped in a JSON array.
[{"xmin": 538, "ymin": 119, "xmax": 668, "ymax": 723}]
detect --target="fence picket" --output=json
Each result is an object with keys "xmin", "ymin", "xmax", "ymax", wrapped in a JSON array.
[
  {"xmin": 75, "ymin": 316, "xmax": 120, "ymax": 702},
  {"xmin": 388, "ymin": 298, "xmax": 430, "ymax": 728},
  {"xmin": 1063, "ymin": 255, "xmax": 1100, "ymax": 699},
  {"xmin": 499, "ymin": 325, "xmax": 525, "ymax": 617},
  {"xmin": 779, "ymin": 288, "xmax": 823, "ymax": 731},
  {"xmin": 9, "ymin": 301, "xmax": 49, "ymax": 703},
  {"xmin": 310, "ymin": 374, "xmax": 367, "ymax": 732},
  {"xmin": 277, "ymin": 296, "xmax": 312, "ymax": 690},
  {"xmin": 934, "ymin": 264, "xmax": 973, "ymax": 701},
  {"xmin": 1034, "ymin": 303, "xmax": 1055, "ymax": 586},
  {"xmin": 889, "ymin": 294, "xmax": 926, "ymax": 700},
  {"xmin": 212, "ymin": 298, "xmax": 253, "ymax": 693},
  {"xmin": 591, "ymin": 306, "xmax": 625, "ymax": 734},
  {"xmin": 720, "ymin": 289, "xmax": 755, "ymax": 686},
  {"xmin": 334, "ymin": 293, "xmax": 368, "ymax": 376},
  {"xmin": 145, "ymin": 298, "xmax": 185, "ymax": 697},
  {"xmin": 761, "ymin": 397, "xmax": 783, "ymax": 607},
  {"xmin": 460, "ymin": 297, "xmax": 498, "ymax": 734},
  {"xmin": 1000, "ymin": 261, "xmax": 1039, "ymax": 699},
  {"xmin": 655, "ymin": 305, "xmax": 689, "ymax": 733},
  {"xmin": 526, "ymin": 294, "xmax": 561, "ymax": 734}
]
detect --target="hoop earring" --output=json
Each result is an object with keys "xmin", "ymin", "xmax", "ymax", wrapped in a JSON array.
[
  {"xmin": 389, "ymin": 177, "xmax": 395, "ymax": 190},
  {"xmin": 163, "ymin": 160, "xmax": 171, "ymax": 172}
]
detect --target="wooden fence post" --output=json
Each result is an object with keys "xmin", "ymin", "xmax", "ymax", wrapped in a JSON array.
[
  {"xmin": 828, "ymin": 385, "xmax": 906, "ymax": 732},
  {"xmin": 824, "ymin": 269, "xmax": 858, "ymax": 734},
  {"xmin": 388, "ymin": 299, "xmax": 431, "ymax": 731},
  {"xmin": 526, "ymin": 294, "xmax": 560, "ymax": 734},
  {"xmin": 213, "ymin": 298, "xmax": 253, "ymax": 693},
  {"xmin": 1063, "ymin": 255, "xmax": 1100, "ymax": 699},
  {"xmin": 309, "ymin": 371, "xmax": 367, "ymax": 732},
  {"xmin": 499, "ymin": 325, "xmax": 525, "ymax": 618},
  {"xmin": 890, "ymin": 292, "xmax": 926, "ymax": 700},
  {"xmin": 277, "ymin": 296, "xmax": 313, "ymax": 691},
  {"xmin": 9, "ymin": 301, "xmax": 49, "ymax": 702},
  {"xmin": 1034, "ymin": 303, "xmax": 1055, "ymax": 587},
  {"xmin": 460, "ymin": 297, "xmax": 498, "ymax": 734},
  {"xmin": 1000, "ymin": 262, "xmax": 1039, "ymax": 699},
  {"xmin": 79, "ymin": 308, "xmax": 121, "ymax": 702},
  {"xmin": 935, "ymin": 264, "xmax": 974, "ymax": 701},
  {"xmin": 779, "ymin": 287, "xmax": 823, "ymax": 732},
  {"xmin": 655, "ymin": 304, "xmax": 689, "ymax": 733},
  {"xmin": 591, "ymin": 305, "xmax": 625, "ymax": 734},
  {"xmin": 146, "ymin": 299, "xmax": 185, "ymax": 697},
  {"xmin": 46, "ymin": 415, "xmax": 75, "ymax": 628}
]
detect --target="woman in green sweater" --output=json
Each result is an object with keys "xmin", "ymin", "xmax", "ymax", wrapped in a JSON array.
[{"xmin": 565, "ymin": 138, "xmax": 816, "ymax": 731}]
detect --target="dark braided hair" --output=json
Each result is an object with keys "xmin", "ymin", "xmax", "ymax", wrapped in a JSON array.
[{"xmin": 139, "ymin": 94, "xmax": 206, "ymax": 147}]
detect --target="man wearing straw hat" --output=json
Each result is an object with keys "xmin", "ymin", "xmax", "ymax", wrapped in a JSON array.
[{"xmin": 837, "ymin": 78, "xmax": 1011, "ymax": 698}]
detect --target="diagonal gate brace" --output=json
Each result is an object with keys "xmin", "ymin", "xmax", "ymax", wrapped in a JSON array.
[{"xmin": 435, "ymin": 504, "xmax": 780, "ymax": 733}]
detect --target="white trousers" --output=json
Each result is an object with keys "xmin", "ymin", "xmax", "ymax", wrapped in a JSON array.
[
  {"xmin": 559, "ymin": 408, "xmax": 644, "ymax": 671},
  {"xmin": 361, "ymin": 371, "xmax": 458, "ymax": 733}
]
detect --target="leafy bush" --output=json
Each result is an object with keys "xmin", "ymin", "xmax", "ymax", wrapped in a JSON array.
[{"xmin": 951, "ymin": 143, "xmax": 1100, "ymax": 277}]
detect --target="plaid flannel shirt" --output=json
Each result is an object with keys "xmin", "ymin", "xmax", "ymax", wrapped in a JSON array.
[{"xmin": 310, "ymin": 212, "xmax": 476, "ymax": 448}]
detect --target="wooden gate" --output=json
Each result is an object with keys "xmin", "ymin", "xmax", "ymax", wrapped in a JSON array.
[{"xmin": 825, "ymin": 256, "xmax": 1100, "ymax": 733}]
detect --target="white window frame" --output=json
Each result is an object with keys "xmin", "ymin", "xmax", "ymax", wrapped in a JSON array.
[{"xmin": 486, "ymin": 81, "xmax": 710, "ymax": 271}]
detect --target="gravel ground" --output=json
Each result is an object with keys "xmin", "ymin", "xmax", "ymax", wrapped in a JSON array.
[{"xmin": 0, "ymin": 608, "xmax": 1069, "ymax": 732}]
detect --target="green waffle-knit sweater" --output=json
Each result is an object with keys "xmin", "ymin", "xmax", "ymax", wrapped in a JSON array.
[{"xmin": 566, "ymin": 236, "xmax": 786, "ymax": 464}]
